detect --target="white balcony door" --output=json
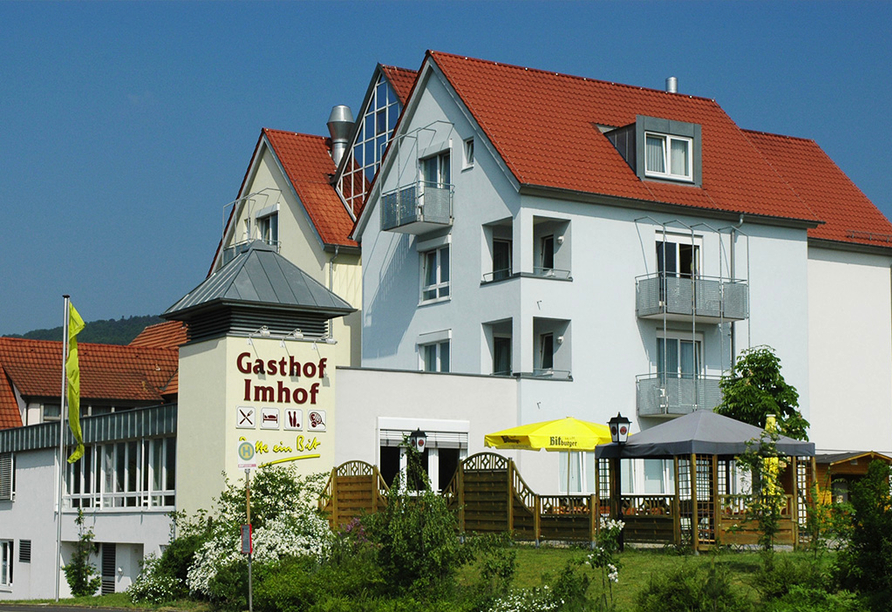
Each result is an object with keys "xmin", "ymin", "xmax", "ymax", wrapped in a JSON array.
[{"xmin": 657, "ymin": 337, "xmax": 701, "ymax": 380}]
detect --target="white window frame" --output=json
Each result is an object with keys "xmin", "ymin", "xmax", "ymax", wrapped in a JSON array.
[
  {"xmin": 418, "ymin": 330, "xmax": 452, "ymax": 373},
  {"xmin": 255, "ymin": 204, "xmax": 280, "ymax": 246},
  {"xmin": 540, "ymin": 234, "xmax": 555, "ymax": 272},
  {"xmin": 493, "ymin": 335, "xmax": 512, "ymax": 375},
  {"xmin": 420, "ymin": 245, "xmax": 450, "ymax": 303},
  {"xmin": 655, "ymin": 232, "xmax": 702, "ymax": 278},
  {"xmin": 0, "ymin": 540, "xmax": 11, "ymax": 588},
  {"xmin": 644, "ymin": 132, "xmax": 693, "ymax": 182},
  {"xmin": 66, "ymin": 437, "xmax": 176, "ymax": 510},
  {"xmin": 462, "ymin": 138, "xmax": 475, "ymax": 169},
  {"xmin": 656, "ymin": 330, "xmax": 704, "ymax": 379},
  {"xmin": 538, "ymin": 333, "xmax": 555, "ymax": 371},
  {"xmin": 492, "ymin": 238, "xmax": 512, "ymax": 280},
  {"xmin": 421, "ymin": 150, "xmax": 451, "ymax": 189}
]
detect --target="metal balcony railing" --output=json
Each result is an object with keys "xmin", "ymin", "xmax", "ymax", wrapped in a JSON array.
[
  {"xmin": 381, "ymin": 181, "xmax": 453, "ymax": 233},
  {"xmin": 636, "ymin": 374, "xmax": 722, "ymax": 417},
  {"xmin": 636, "ymin": 274, "xmax": 748, "ymax": 322}
]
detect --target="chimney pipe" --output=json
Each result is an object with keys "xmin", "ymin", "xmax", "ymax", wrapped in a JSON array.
[
  {"xmin": 327, "ymin": 105, "xmax": 354, "ymax": 166},
  {"xmin": 666, "ymin": 76, "xmax": 678, "ymax": 94}
]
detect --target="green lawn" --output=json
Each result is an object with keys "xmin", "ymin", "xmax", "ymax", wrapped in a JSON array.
[
  {"xmin": 6, "ymin": 547, "xmax": 833, "ymax": 612},
  {"xmin": 459, "ymin": 544, "xmax": 821, "ymax": 610}
]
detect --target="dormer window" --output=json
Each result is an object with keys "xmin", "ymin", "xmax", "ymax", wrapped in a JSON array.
[
  {"xmin": 645, "ymin": 133, "xmax": 692, "ymax": 181},
  {"xmin": 606, "ymin": 115, "xmax": 702, "ymax": 187}
]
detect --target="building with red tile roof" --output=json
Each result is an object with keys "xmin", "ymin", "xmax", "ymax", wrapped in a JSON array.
[
  {"xmin": 129, "ymin": 320, "xmax": 188, "ymax": 349},
  {"xmin": 0, "ymin": 337, "xmax": 178, "ymax": 429},
  {"xmin": 353, "ymin": 50, "xmax": 892, "ymax": 472},
  {"xmin": 4, "ymin": 52, "xmax": 892, "ymax": 601}
]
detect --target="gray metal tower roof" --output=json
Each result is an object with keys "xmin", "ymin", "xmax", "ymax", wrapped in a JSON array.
[{"xmin": 164, "ymin": 242, "xmax": 355, "ymax": 320}]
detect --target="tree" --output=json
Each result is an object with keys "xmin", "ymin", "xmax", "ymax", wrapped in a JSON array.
[
  {"xmin": 835, "ymin": 460, "xmax": 892, "ymax": 607},
  {"xmin": 63, "ymin": 509, "xmax": 102, "ymax": 597},
  {"xmin": 716, "ymin": 345, "xmax": 809, "ymax": 441}
]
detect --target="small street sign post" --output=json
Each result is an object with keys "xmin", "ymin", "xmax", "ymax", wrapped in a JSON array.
[{"xmin": 237, "ymin": 442, "xmax": 255, "ymax": 612}]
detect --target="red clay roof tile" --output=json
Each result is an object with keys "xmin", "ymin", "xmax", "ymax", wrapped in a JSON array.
[
  {"xmin": 263, "ymin": 129, "xmax": 358, "ymax": 248},
  {"xmin": 0, "ymin": 338, "xmax": 178, "ymax": 430},
  {"xmin": 428, "ymin": 51, "xmax": 826, "ymax": 225},
  {"xmin": 744, "ymin": 130, "xmax": 892, "ymax": 246},
  {"xmin": 380, "ymin": 65, "xmax": 418, "ymax": 104},
  {"xmin": 130, "ymin": 320, "xmax": 188, "ymax": 349}
]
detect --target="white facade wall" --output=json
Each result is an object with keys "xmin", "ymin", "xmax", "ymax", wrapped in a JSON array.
[
  {"xmin": 359, "ymin": 65, "xmax": 816, "ymax": 449},
  {"xmin": 0, "ymin": 448, "xmax": 170, "ymax": 600},
  {"xmin": 808, "ymin": 247, "xmax": 892, "ymax": 454},
  {"xmin": 333, "ymin": 367, "xmax": 573, "ymax": 489}
]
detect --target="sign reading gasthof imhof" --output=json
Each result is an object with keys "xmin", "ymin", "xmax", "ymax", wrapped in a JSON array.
[{"xmin": 233, "ymin": 350, "xmax": 328, "ymax": 464}]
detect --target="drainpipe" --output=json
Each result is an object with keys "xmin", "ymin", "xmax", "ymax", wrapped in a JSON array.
[
  {"xmin": 730, "ymin": 214, "xmax": 744, "ymax": 362},
  {"xmin": 328, "ymin": 246, "xmax": 340, "ymax": 341},
  {"xmin": 328, "ymin": 246, "xmax": 340, "ymax": 292}
]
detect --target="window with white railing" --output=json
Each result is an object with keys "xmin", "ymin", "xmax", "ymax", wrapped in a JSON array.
[{"xmin": 66, "ymin": 437, "xmax": 175, "ymax": 510}]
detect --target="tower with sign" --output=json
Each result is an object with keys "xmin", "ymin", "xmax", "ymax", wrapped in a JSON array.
[{"xmin": 163, "ymin": 242, "xmax": 356, "ymax": 515}]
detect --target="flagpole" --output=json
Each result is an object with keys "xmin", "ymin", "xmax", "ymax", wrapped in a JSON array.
[{"xmin": 55, "ymin": 295, "xmax": 70, "ymax": 601}]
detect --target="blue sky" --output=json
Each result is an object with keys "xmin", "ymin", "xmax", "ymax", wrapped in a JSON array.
[{"xmin": 2, "ymin": 1, "xmax": 890, "ymax": 336}]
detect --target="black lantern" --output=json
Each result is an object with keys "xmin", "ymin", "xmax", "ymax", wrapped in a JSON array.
[
  {"xmin": 408, "ymin": 428, "xmax": 427, "ymax": 453},
  {"xmin": 608, "ymin": 412, "xmax": 631, "ymax": 444}
]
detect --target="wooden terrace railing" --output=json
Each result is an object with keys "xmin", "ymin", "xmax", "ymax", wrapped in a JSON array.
[
  {"xmin": 318, "ymin": 460, "xmax": 388, "ymax": 528},
  {"xmin": 320, "ymin": 454, "xmax": 806, "ymax": 549}
]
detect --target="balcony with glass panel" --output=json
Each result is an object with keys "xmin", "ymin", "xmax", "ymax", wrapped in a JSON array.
[
  {"xmin": 381, "ymin": 181, "xmax": 453, "ymax": 234},
  {"xmin": 636, "ymin": 374, "xmax": 722, "ymax": 417},
  {"xmin": 636, "ymin": 273, "xmax": 748, "ymax": 323}
]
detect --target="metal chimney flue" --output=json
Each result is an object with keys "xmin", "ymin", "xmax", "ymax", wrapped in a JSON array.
[
  {"xmin": 666, "ymin": 76, "xmax": 678, "ymax": 94},
  {"xmin": 327, "ymin": 105, "xmax": 354, "ymax": 166}
]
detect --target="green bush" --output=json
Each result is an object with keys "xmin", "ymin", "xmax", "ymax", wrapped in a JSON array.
[
  {"xmin": 363, "ymin": 468, "xmax": 468, "ymax": 599},
  {"xmin": 834, "ymin": 460, "xmax": 892, "ymax": 607},
  {"xmin": 485, "ymin": 587, "xmax": 561, "ymax": 612},
  {"xmin": 158, "ymin": 532, "xmax": 205, "ymax": 588},
  {"xmin": 462, "ymin": 533, "xmax": 517, "ymax": 602},
  {"xmin": 751, "ymin": 551, "xmax": 827, "ymax": 601},
  {"xmin": 206, "ymin": 559, "xmax": 249, "ymax": 611},
  {"xmin": 127, "ymin": 554, "xmax": 181, "ymax": 604},
  {"xmin": 635, "ymin": 560, "xmax": 753, "ymax": 612},
  {"xmin": 763, "ymin": 584, "xmax": 864, "ymax": 612},
  {"xmin": 63, "ymin": 509, "xmax": 102, "ymax": 597},
  {"xmin": 548, "ymin": 558, "xmax": 592, "ymax": 611}
]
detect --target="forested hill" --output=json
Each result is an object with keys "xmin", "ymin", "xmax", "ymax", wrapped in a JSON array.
[{"xmin": 3, "ymin": 315, "xmax": 164, "ymax": 345}]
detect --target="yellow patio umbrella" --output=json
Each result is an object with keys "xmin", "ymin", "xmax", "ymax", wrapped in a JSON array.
[{"xmin": 485, "ymin": 416, "xmax": 613, "ymax": 494}]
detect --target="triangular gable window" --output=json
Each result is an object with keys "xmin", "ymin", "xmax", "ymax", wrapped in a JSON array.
[{"xmin": 337, "ymin": 73, "xmax": 404, "ymax": 216}]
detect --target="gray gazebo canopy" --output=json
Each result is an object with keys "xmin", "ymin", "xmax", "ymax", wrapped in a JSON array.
[{"xmin": 596, "ymin": 410, "xmax": 815, "ymax": 459}]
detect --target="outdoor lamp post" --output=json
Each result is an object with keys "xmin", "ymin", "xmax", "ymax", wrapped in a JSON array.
[
  {"xmin": 408, "ymin": 428, "xmax": 427, "ymax": 453},
  {"xmin": 609, "ymin": 412, "xmax": 631, "ymax": 444},
  {"xmin": 406, "ymin": 429, "xmax": 427, "ymax": 491},
  {"xmin": 608, "ymin": 412, "xmax": 630, "ymax": 550}
]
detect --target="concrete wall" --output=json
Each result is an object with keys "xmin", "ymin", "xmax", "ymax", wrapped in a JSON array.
[
  {"xmin": 0, "ymin": 448, "xmax": 170, "ymax": 600},
  {"xmin": 808, "ymin": 247, "xmax": 892, "ymax": 454}
]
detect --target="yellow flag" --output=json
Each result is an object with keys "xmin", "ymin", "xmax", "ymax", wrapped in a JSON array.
[{"xmin": 66, "ymin": 304, "xmax": 86, "ymax": 463}]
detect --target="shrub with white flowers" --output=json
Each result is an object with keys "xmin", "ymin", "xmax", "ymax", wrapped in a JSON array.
[
  {"xmin": 127, "ymin": 553, "xmax": 181, "ymax": 604},
  {"xmin": 587, "ymin": 517, "xmax": 625, "ymax": 609},
  {"xmin": 487, "ymin": 585, "xmax": 562, "ymax": 612},
  {"xmin": 185, "ymin": 465, "xmax": 331, "ymax": 598}
]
